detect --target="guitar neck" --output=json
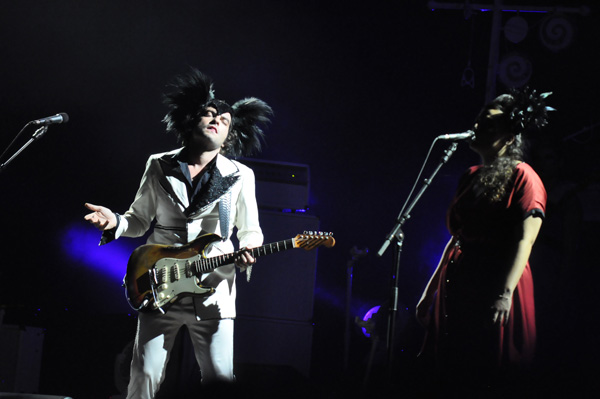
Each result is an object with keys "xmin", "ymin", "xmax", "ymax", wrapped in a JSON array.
[{"xmin": 193, "ymin": 238, "xmax": 296, "ymax": 274}]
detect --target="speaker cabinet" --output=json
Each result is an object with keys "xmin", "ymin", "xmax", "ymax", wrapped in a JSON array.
[
  {"xmin": 234, "ymin": 210, "xmax": 320, "ymax": 377},
  {"xmin": 0, "ymin": 325, "xmax": 44, "ymax": 394},
  {"xmin": 235, "ymin": 210, "xmax": 320, "ymax": 322},
  {"xmin": 234, "ymin": 317, "xmax": 313, "ymax": 377}
]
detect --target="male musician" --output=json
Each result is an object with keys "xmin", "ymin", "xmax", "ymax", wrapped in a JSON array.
[{"xmin": 84, "ymin": 68, "xmax": 272, "ymax": 399}]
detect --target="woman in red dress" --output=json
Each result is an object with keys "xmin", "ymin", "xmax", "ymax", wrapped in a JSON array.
[{"xmin": 416, "ymin": 88, "xmax": 553, "ymax": 396}]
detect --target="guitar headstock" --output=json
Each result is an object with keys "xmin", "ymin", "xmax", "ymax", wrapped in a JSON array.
[{"xmin": 293, "ymin": 231, "xmax": 335, "ymax": 250}]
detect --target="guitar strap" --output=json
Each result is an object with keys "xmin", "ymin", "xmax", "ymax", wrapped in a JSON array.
[
  {"xmin": 218, "ymin": 191, "xmax": 230, "ymax": 241},
  {"xmin": 219, "ymin": 190, "xmax": 252, "ymax": 282}
]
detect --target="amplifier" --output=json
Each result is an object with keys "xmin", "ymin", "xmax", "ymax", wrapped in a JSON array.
[{"xmin": 239, "ymin": 158, "xmax": 310, "ymax": 210}]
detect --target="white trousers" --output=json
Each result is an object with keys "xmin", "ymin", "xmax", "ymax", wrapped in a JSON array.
[{"xmin": 126, "ymin": 298, "xmax": 234, "ymax": 399}]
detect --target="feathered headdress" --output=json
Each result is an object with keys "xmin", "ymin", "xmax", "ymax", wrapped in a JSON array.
[
  {"xmin": 162, "ymin": 68, "xmax": 272, "ymax": 157},
  {"xmin": 494, "ymin": 87, "xmax": 555, "ymax": 135}
]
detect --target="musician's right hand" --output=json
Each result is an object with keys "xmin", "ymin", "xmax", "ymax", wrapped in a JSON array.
[{"xmin": 84, "ymin": 203, "xmax": 117, "ymax": 231}]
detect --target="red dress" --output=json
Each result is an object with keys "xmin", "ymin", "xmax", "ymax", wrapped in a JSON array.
[{"xmin": 426, "ymin": 162, "xmax": 546, "ymax": 375}]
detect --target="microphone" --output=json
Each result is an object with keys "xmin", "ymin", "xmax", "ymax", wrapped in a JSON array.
[
  {"xmin": 32, "ymin": 113, "xmax": 69, "ymax": 125},
  {"xmin": 436, "ymin": 130, "xmax": 474, "ymax": 141}
]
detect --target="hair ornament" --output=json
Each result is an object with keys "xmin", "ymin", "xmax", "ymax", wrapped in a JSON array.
[{"xmin": 506, "ymin": 87, "xmax": 555, "ymax": 134}]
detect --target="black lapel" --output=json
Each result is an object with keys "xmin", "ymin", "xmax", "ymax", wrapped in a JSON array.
[
  {"xmin": 185, "ymin": 168, "xmax": 239, "ymax": 217},
  {"xmin": 156, "ymin": 151, "xmax": 240, "ymax": 217}
]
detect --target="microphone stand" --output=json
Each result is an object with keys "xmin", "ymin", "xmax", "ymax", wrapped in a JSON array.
[
  {"xmin": 376, "ymin": 141, "xmax": 459, "ymax": 377},
  {"xmin": 0, "ymin": 124, "xmax": 48, "ymax": 174},
  {"xmin": 343, "ymin": 246, "xmax": 368, "ymax": 372}
]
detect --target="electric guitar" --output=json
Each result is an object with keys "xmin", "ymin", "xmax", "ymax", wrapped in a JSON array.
[{"xmin": 124, "ymin": 231, "xmax": 335, "ymax": 313}]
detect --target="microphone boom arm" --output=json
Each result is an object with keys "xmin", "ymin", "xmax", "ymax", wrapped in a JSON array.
[
  {"xmin": 377, "ymin": 142, "xmax": 459, "ymax": 257},
  {"xmin": 0, "ymin": 126, "xmax": 49, "ymax": 174}
]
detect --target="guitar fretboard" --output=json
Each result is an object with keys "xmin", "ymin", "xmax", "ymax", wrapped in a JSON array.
[{"xmin": 192, "ymin": 238, "xmax": 296, "ymax": 274}]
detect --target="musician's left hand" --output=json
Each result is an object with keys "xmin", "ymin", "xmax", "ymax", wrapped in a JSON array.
[
  {"xmin": 235, "ymin": 248, "xmax": 256, "ymax": 269},
  {"xmin": 491, "ymin": 290, "xmax": 512, "ymax": 326}
]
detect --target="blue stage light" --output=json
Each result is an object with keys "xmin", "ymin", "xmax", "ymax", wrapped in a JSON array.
[
  {"xmin": 361, "ymin": 305, "xmax": 381, "ymax": 338},
  {"xmin": 61, "ymin": 222, "xmax": 140, "ymax": 283}
]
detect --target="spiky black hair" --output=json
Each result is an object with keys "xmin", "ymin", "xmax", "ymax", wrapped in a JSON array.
[
  {"xmin": 162, "ymin": 68, "xmax": 272, "ymax": 157},
  {"xmin": 224, "ymin": 98, "xmax": 273, "ymax": 157},
  {"xmin": 163, "ymin": 68, "xmax": 214, "ymax": 145}
]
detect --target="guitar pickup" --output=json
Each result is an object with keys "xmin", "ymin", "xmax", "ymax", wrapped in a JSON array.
[
  {"xmin": 172, "ymin": 264, "xmax": 180, "ymax": 281},
  {"xmin": 185, "ymin": 260, "xmax": 193, "ymax": 278}
]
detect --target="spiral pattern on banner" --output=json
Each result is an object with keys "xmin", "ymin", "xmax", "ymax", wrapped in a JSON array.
[
  {"xmin": 539, "ymin": 15, "xmax": 574, "ymax": 52},
  {"xmin": 498, "ymin": 54, "xmax": 532, "ymax": 88}
]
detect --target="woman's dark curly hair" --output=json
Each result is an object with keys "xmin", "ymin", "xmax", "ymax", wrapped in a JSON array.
[
  {"xmin": 475, "ymin": 87, "xmax": 554, "ymax": 202},
  {"xmin": 162, "ymin": 68, "xmax": 272, "ymax": 157}
]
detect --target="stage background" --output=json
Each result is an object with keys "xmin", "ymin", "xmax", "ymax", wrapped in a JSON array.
[{"xmin": 1, "ymin": 1, "xmax": 598, "ymax": 397}]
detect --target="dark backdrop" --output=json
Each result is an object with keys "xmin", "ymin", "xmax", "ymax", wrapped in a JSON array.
[{"xmin": 1, "ymin": 1, "xmax": 598, "ymax": 397}]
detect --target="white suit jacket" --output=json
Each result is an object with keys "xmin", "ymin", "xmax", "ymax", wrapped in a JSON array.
[{"xmin": 103, "ymin": 148, "xmax": 263, "ymax": 319}]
